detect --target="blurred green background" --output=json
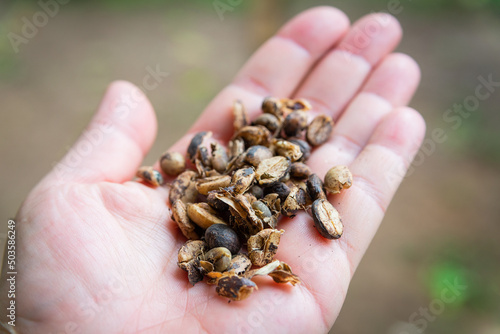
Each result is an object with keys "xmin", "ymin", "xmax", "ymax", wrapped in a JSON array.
[{"xmin": 1, "ymin": 0, "xmax": 499, "ymax": 333}]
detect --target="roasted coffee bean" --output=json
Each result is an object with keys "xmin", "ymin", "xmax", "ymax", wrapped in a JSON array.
[
  {"xmin": 207, "ymin": 191, "xmax": 230, "ymax": 211},
  {"xmin": 205, "ymin": 224, "xmax": 241, "ymax": 254},
  {"xmin": 171, "ymin": 96, "xmax": 354, "ymax": 300},
  {"xmin": 203, "ymin": 247, "xmax": 232, "ymax": 272},
  {"xmin": 311, "ymin": 199, "xmax": 343, "ymax": 239},
  {"xmin": 231, "ymin": 167, "xmax": 255, "ymax": 194},
  {"xmin": 290, "ymin": 162, "xmax": 311, "ymax": 179},
  {"xmin": 307, "ymin": 173, "xmax": 327, "ymax": 201},
  {"xmin": 211, "ymin": 143, "xmax": 229, "ymax": 173},
  {"xmin": 283, "ymin": 111, "xmax": 308, "ymax": 138},
  {"xmin": 196, "ymin": 175, "xmax": 231, "ymax": 195},
  {"xmin": 247, "ymin": 229, "xmax": 284, "ymax": 266},
  {"xmin": 136, "ymin": 166, "xmax": 163, "ymax": 186},
  {"xmin": 187, "ymin": 203, "xmax": 227, "ymax": 229},
  {"xmin": 285, "ymin": 98, "xmax": 312, "ymax": 112},
  {"xmin": 249, "ymin": 185, "xmax": 263, "ymax": 199},
  {"xmin": 324, "ymin": 165, "xmax": 353, "ymax": 194},
  {"xmin": 262, "ymin": 96, "xmax": 284, "ymax": 119},
  {"xmin": 171, "ymin": 200, "xmax": 199, "ymax": 240},
  {"xmin": 187, "ymin": 131, "xmax": 212, "ymax": 162},
  {"xmin": 198, "ymin": 146, "xmax": 212, "ymax": 168},
  {"xmin": 288, "ymin": 139, "xmax": 311, "ymax": 162},
  {"xmin": 216, "ymin": 275, "xmax": 257, "ymax": 301},
  {"xmin": 245, "ymin": 145, "xmax": 273, "ymax": 167},
  {"xmin": 306, "ymin": 115, "xmax": 333, "ymax": 146},
  {"xmin": 177, "ymin": 240, "xmax": 207, "ymax": 285},
  {"xmin": 252, "ymin": 200, "xmax": 272, "ymax": 221},
  {"xmin": 169, "ymin": 170, "xmax": 198, "ymax": 205},
  {"xmin": 234, "ymin": 125, "xmax": 271, "ymax": 147},
  {"xmin": 273, "ymin": 139, "xmax": 303, "ymax": 162},
  {"xmin": 253, "ymin": 113, "xmax": 281, "ymax": 135},
  {"xmin": 255, "ymin": 156, "xmax": 291, "ymax": 186},
  {"xmin": 264, "ymin": 182, "xmax": 290, "ymax": 202},
  {"xmin": 160, "ymin": 152, "xmax": 186, "ymax": 176},
  {"xmin": 282, "ymin": 186, "xmax": 307, "ymax": 217},
  {"xmin": 232, "ymin": 99, "xmax": 249, "ymax": 131},
  {"xmin": 226, "ymin": 254, "xmax": 252, "ymax": 276}
]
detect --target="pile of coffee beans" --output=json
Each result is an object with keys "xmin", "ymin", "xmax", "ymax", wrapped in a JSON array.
[{"xmin": 136, "ymin": 97, "xmax": 353, "ymax": 301}]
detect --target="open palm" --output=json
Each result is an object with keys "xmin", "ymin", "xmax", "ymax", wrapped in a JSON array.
[{"xmin": 2, "ymin": 7, "xmax": 425, "ymax": 334}]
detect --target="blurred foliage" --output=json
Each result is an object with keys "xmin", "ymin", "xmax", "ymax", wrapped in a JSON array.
[
  {"xmin": 422, "ymin": 241, "xmax": 500, "ymax": 327},
  {"xmin": 447, "ymin": 109, "xmax": 500, "ymax": 165}
]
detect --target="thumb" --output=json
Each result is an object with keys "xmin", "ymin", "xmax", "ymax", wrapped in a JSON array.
[{"xmin": 46, "ymin": 80, "xmax": 157, "ymax": 184}]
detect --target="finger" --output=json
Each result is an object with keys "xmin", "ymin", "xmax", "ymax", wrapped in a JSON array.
[
  {"xmin": 306, "ymin": 53, "xmax": 421, "ymax": 175},
  {"xmin": 338, "ymin": 107, "xmax": 426, "ymax": 273},
  {"xmin": 45, "ymin": 81, "xmax": 157, "ymax": 184},
  {"xmin": 293, "ymin": 13, "xmax": 402, "ymax": 119},
  {"xmin": 188, "ymin": 6, "xmax": 350, "ymax": 140}
]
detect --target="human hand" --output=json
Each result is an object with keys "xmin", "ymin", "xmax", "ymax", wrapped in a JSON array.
[{"xmin": 1, "ymin": 7, "xmax": 425, "ymax": 334}]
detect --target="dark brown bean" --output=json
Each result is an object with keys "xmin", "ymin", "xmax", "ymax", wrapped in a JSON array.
[
  {"xmin": 262, "ymin": 96, "xmax": 284, "ymax": 119},
  {"xmin": 290, "ymin": 162, "xmax": 311, "ymax": 179},
  {"xmin": 234, "ymin": 125, "xmax": 272, "ymax": 147},
  {"xmin": 283, "ymin": 111, "xmax": 308, "ymax": 138},
  {"xmin": 205, "ymin": 224, "xmax": 241, "ymax": 254},
  {"xmin": 306, "ymin": 173, "xmax": 327, "ymax": 201},
  {"xmin": 253, "ymin": 113, "xmax": 281, "ymax": 135},
  {"xmin": 311, "ymin": 199, "xmax": 343, "ymax": 239},
  {"xmin": 306, "ymin": 115, "xmax": 333, "ymax": 146},
  {"xmin": 245, "ymin": 145, "xmax": 273, "ymax": 167},
  {"xmin": 264, "ymin": 182, "xmax": 290, "ymax": 201},
  {"xmin": 187, "ymin": 131, "xmax": 212, "ymax": 162}
]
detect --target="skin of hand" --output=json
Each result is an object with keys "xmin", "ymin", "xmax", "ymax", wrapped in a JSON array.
[{"xmin": 0, "ymin": 6, "xmax": 425, "ymax": 334}]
